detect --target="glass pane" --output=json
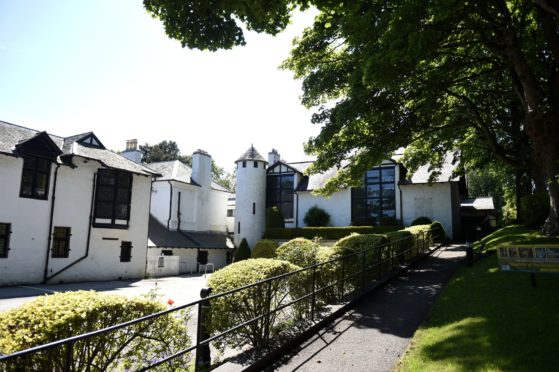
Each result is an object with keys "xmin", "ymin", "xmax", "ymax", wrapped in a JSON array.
[
  {"xmin": 23, "ymin": 157, "xmax": 36, "ymax": 170},
  {"xmin": 368, "ymin": 198, "xmax": 380, "ymax": 212},
  {"xmin": 97, "ymin": 186, "xmax": 114, "ymax": 202},
  {"xmin": 367, "ymin": 184, "xmax": 381, "ymax": 198},
  {"xmin": 383, "ymin": 210, "xmax": 396, "ymax": 218},
  {"xmin": 381, "ymin": 167, "xmax": 395, "ymax": 182},
  {"xmin": 116, "ymin": 188, "xmax": 129, "ymax": 203},
  {"xmin": 98, "ymin": 170, "xmax": 116, "ymax": 186},
  {"xmin": 267, "ymin": 176, "xmax": 280, "ymax": 188},
  {"xmin": 0, "ymin": 224, "xmax": 7, "ymax": 235},
  {"xmin": 96, "ymin": 202, "xmax": 113, "ymax": 218},
  {"xmin": 280, "ymin": 175, "xmax": 293, "ymax": 189},
  {"xmin": 281, "ymin": 189, "xmax": 294, "ymax": 202},
  {"xmin": 382, "ymin": 198, "xmax": 396, "ymax": 209},
  {"xmin": 352, "ymin": 199, "xmax": 366, "ymax": 219},
  {"xmin": 37, "ymin": 158, "xmax": 50, "ymax": 172},
  {"xmin": 266, "ymin": 189, "xmax": 279, "ymax": 203},
  {"xmin": 115, "ymin": 203, "xmax": 129, "ymax": 220},
  {"xmin": 281, "ymin": 202, "xmax": 293, "ymax": 219},
  {"xmin": 352, "ymin": 187, "xmax": 366, "ymax": 199},
  {"xmin": 118, "ymin": 172, "xmax": 131, "ymax": 187},
  {"xmin": 366, "ymin": 169, "xmax": 380, "ymax": 183},
  {"xmin": 35, "ymin": 173, "xmax": 48, "ymax": 197},
  {"xmin": 0, "ymin": 238, "xmax": 5, "ymax": 253}
]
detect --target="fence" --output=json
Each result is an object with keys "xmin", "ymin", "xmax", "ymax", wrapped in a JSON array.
[{"xmin": 0, "ymin": 230, "xmax": 440, "ymax": 371}]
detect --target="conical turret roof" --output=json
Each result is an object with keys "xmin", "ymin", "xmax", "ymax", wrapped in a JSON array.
[{"xmin": 236, "ymin": 145, "xmax": 267, "ymax": 163}]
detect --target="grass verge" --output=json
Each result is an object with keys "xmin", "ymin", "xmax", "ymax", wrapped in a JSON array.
[{"xmin": 398, "ymin": 226, "xmax": 559, "ymax": 372}]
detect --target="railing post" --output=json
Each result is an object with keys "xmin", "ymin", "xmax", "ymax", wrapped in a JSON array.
[
  {"xmin": 361, "ymin": 250, "xmax": 366, "ymax": 290},
  {"xmin": 311, "ymin": 266, "xmax": 317, "ymax": 321},
  {"xmin": 340, "ymin": 257, "xmax": 345, "ymax": 302},
  {"xmin": 391, "ymin": 243, "xmax": 394, "ymax": 271},
  {"xmin": 264, "ymin": 280, "xmax": 272, "ymax": 346},
  {"xmin": 65, "ymin": 341, "xmax": 73, "ymax": 372},
  {"xmin": 195, "ymin": 288, "xmax": 212, "ymax": 372}
]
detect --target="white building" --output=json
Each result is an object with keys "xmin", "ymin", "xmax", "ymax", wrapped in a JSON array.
[
  {"xmin": 132, "ymin": 150, "xmax": 234, "ymax": 275},
  {"xmin": 234, "ymin": 146, "xmax": 470, "ymax": 247},
  {"xmin": 0, "ymin": 121, "xmax": 159, "ymax": 286}
]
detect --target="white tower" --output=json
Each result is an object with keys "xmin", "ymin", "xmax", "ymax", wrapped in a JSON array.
[{"xmin": 234, "ymin": 145, "xmax": 268, "ymax": 248}]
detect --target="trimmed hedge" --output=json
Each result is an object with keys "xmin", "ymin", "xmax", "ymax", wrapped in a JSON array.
[
  {"xmin": 0, "ymin": 291, "xmax": 190, "ymax": 371},
  {"xmin": 251, "ymin": 239, "xmax": 279, "ymax": 259},
  {"xmin": 206, "ymin": 259, "xmax": 298, "ymax": 349},
  {"xmin": 263, "ymin": 226, "xmax": 401, "ymax": 240},
  {"xmin": 405, "ymin": 224, "xmax": 431, "ymax": 235},
  {"xmin": 303, "ymin": 206, "xmax": 331, "ymax": 227},
  {"xmin": 384, "ymin": 230, "xmax": 414, "ymax": 263},
  {"xmin": 430, "ymin": 221, "xmax": 447, "ymax": 243},
  {"xmin": 276, "ymin": 238, "xmax": 320, "ymax": 268}
]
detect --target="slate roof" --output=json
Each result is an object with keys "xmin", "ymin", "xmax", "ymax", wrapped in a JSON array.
[
  {"xmin": 401, "ymin": 153, "xmax": 459, "ymax": 184},
  {"xmin": 236, "ymin": 145, "xmax": 266, "ymax": 162},
  {"xmin": 148, "ymin": 215, "xmax": 232, "ymax": 249},
  {"xmin": 460, "ymin": 197, "xmax": 495, "ymax": 210},
  {"xmin": 146, "ymin": 160, "xmax": 232, "ymax": 192},
  {"xmin": 0, "ymin": 120, "xmax": 159, "ymax": 176}
]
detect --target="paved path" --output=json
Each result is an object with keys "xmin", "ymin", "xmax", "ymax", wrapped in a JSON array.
[{"xmin": 272, "ymin": 245, "xmax": 465, "ymax": 372}]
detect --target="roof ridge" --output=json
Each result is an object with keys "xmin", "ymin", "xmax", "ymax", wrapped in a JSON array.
[{"xmin": 0, "ymin": 120, "xmax": 65, "ymax": 140}]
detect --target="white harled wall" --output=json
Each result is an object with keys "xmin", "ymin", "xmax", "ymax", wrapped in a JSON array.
[
  {"xmin": 296, "ymin": 189, "xmax": 352, "ymax": 227},
  {"xmin": 234, "ymin": 160, "xmax": 267, "ymax": 248}
]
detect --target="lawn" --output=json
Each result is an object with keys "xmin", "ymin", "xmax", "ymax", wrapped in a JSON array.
[{"xmin": 398, "ymin": 226, "xmax": 559, "ymax": 372}]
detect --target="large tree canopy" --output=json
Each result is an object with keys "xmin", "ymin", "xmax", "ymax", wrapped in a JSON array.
[{"xmin": 145, "ymin": 0, "xmax": 559, "ymax": 234}]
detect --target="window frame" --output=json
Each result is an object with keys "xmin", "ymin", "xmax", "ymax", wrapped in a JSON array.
[
  {"xmin": 19, "ymin": 156, "xmax": 52, "ymax": 200},
  {"xmin": 93, "ymin": 169, "xmax": 133, "ymax": 229},
  {"xmin": 0, "ymin": 223, "xmax": 12, "ymax": 258},
  {"xmin": 266, "ymin": 172, "xmax": 295, "ymax": 221},
  {"xmin": 120, "ymin": 241, "xmax": 132, "ymax": 262},
  {"xmin": 51, "ymin": 226, "xmax": 71, "ymax": 258},
  {"xmin": 351, "ymin": 165, "xmax": 397, "ymax": 225}
]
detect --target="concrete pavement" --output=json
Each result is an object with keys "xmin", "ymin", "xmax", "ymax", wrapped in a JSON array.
[{"xmin": 271, "ymin": 245, "xmax": 465, "ymax": 372}]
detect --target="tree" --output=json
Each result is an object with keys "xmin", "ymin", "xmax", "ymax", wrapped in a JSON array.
[
  {"xmin": 140, "ymin": 140, "xmax": 234, "ymax": 190},
  {"xmin": 144, "ymin": 1, "xmax": 559, "ymax": 235}
]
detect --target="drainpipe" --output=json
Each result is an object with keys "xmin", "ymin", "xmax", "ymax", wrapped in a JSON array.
[
  {"xmin": 295, "ymin": 192, "xmax": 299, "ymax": 227},
  {"xmin": 43, "ymin": 163, "xmax": 60, "ymax": 283},
  {"xmin": 45, "ymin": 173, "xmax": 96, "ymax": 282},
  {"xmin": 167, "ymin": 181, "xmax": 173, "ymax": 229},
  {"xmin": 398, "ymin": 183, "xmax": 403, "ymax": 225},
  {"xmin": 177, "ymin": 191, "xmax": 182, "ymax": 231}
]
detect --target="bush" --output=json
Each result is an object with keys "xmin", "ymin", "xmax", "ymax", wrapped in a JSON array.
[
  {"xmin": 263, "ymin": 226, "xmax": 401, "ymax": 240},
  {"xmin": 266, "ymin": 206, "xmax": 285, "ymax": 229},
  {"xmin": 384, "ymin": 230, "xmax": 414, "ymax": 263},
  {"xmin": 276, "ymin": 238, "xmax": 320, "ymax": 268},
  {"xmin": 519, "ymin": 192, "xmax": 550, "ymax": 228},
  {"xmin": 251, "ymin": 239, "xmax": 279, "ymax": 259},
  {"xmin": 411, "ymin": 216, "xmax": 432, "ymax": 226},
  {"xmin": 405, "ymin": 224, "xmax": 432, "ymax": 235},
  {"xmin": 206, "ymin": 259, "xmax": 297, "ymax": 349},
  {"xmin": 430, "ymin": 221, "xmax": 447, "ymax": 243},
  {"xmin": 234, "ymin": 238, "xmax": 251, "ymax": 262},
  {"xmin": 0, "ymin": 291, "xmax": 190, "ymax": 371},
  {"xmin": 303, "ymin": 206, "xmax": 331, "ymax": 227}
]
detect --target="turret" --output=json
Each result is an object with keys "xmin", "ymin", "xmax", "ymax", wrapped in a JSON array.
[{"xmin": 234, "ymin": 145, "xmax": 267, "ymax": 248}]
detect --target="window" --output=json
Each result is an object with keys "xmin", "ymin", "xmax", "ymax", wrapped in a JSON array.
[
  {"xmin": 266, "ymin": 173, "xmax": 294, "ymax": 220},
  {"xmin": 20, "ymin": 157, "xmax": 51, "ymax": 199},
  {"xmin": 94, "ymin": 169, "xmax": 133, "ymax": 228},
  {"xmin": 120, "ymin": 241, "xmax": 132, "ymax": 262},
  {"xmin": 0, "ymin": 223, "xmax": 11, "ymax": 258},
  {"xmin": 242, "ymin": 161, "xmax": 246, "ymax": 168},
  {"xmin": 253, "ymin": 202, "xmax": 256, "ymax": 215},
  {"xmin": 351, "ymin": 166, "xmax": 396, "ymax": 225},
  {"xmin": 237, "ymin": 222, "xmax": 240, "ymax": 234},
  {"xmin": 253, "ymin": 161, "xmax": 258, "ymax": 168},
  {"xmin": 52, "ymin": 227, "xmax": 71, "ymax": 258},
  {"xmin": 227, "ymin": 209, "xmax": 234, "ymax": 217}
]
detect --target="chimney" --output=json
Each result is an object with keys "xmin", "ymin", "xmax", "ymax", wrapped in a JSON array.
[
  {"xmin": 192, "ymin": 149, "xmax": 212, "ymax": 189},
  {"xmin": 121, "ymin": 139, "xmax": 142, "ymax": 163},
  {"xmin": 268, "ymin": 149, "xmax": 280, "ymax": 165}
]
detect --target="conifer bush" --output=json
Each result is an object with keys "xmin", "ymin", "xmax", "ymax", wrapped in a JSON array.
[
  {"xmin": 430, "ymin": 221, "xmax": 447, "ymax": 243},
  {"xmin": 234, "ymin": 238, "xmax": 251, "ymax": 262},
  {"xmin": 0, "ymin": 291, "xmax": 190, "ymax": 371},
  {"xmin": 303, "ymin": 206, "xmax": 331, "ymax": 227},
  {"xmin": 251, "ymin": 239, "xmax": 278, "ymax": 259},
  {"xmin": 266, "ymin": 206, "xmax": 285, "ymax": 228},
  {"xmin": 206, "ymin": 259, "xmax": 297, "ymax": 349}
]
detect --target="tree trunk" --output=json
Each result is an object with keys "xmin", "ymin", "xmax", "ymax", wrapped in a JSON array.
[{"xmin": 543, "ymin": 181, "xmax": 559, "ymax": 235}]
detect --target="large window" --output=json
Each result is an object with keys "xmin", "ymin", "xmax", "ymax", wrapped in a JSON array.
[
  {"xmin": 120, "ymin": 241, "xmax": 132, "ymax": 262},
  {"xmin": 20, "ymin": 157, "xmax": 51, "ymax": 199},
  {"xmin": 0, "ymin": 223, "xmax": 11, "ymax": 258},
  {"xmin": 266, "ymin": 173, "xmax": 294, "ymax": 220},
  {"xmin": 94, "ymin": 169, "xmax": 133, "ymax": 228},
  {"xmin": 52, "ymin": 227, "xmax": 71, "ymax": 258},
  {"xmin": 352, "ymin": 166, "xmax": 396, "ymax": 225}
]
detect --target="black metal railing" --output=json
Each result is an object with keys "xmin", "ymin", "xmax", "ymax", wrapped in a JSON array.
[{"xmin": 0, "ymin": 230, "xmax": 440, "ymax": 371}]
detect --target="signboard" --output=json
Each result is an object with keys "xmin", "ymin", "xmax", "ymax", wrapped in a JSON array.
[{"xmin": 497, "ymin": 244, "xmax": 559, "ymax": 273}]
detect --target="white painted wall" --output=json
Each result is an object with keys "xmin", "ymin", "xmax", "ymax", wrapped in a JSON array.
[
  {"xmin": 234, "ymin": 160, "xmax": 267, "ymax": 248},
  {"xmin": 296, "ymin": 189, "xmax": 352, "ymax": 227},
  {"xmin": 147, "ymin": 248, "xmax": 228, "ymax": 273},
  {"xmin": 0, "ymin": 154, "xmax": 152, "ymax": 285},
  {"xmin": 150, "ymin": 181, "xmax": 171, "ymax": 227},
  {"xmin": 400, "ymin": 182, "xmax": 455, "ymax": 238}
]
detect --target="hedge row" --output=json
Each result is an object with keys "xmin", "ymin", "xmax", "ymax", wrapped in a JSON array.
[{"xmin": 263, "ymin": 226, "xmax": 402, "ymax": 240}]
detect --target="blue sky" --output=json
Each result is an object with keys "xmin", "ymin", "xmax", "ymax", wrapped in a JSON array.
[{"xmin": 0, "ymin": 0, "xmax": 318, "ymax": 171}]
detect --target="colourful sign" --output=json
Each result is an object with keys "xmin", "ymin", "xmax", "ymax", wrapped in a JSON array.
[{"xmin": 497, "ymin": 244, "xmax": 559, "ymax": 273}]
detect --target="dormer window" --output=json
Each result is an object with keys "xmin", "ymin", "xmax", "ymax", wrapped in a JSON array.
[
  {"xmin": 20, "ymin": 157, "xmax": 51, "ymax": 200},
  {"xmin": 77, "ymin": 134, "xmax": 105, "ymax": 149}
]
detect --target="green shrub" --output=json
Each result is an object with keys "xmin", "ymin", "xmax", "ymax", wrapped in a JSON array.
[
  {"xmin": 519, "ymin": 192, "xmax": 550, "ymax": 228},
  {"xmin": 405, "ymin": 224, "xmax": 431, "ymax": 235},
  {"xmin": 276, "ymin": 238, "xmax": 320, "ymax": 268},
  {"xmin": 234, "ymin": 238, "xmax": 251, "ymax": 262},
  {"xmin": 266, "ymin": 206, "xmax": 285, "ymax": 229},
  {"xmin": 303, "ymin": 206, "xmax": 331, "ymax": 227},
  {"xmin": 206, "ymin": 259, "xmax": 297, "ymax": 349},
  {"xmin": 0, "ymin": 291, "xmax": 190, "ymax": 371},
  {"xmin": 430, "ymin": 221, "xmax": 447, "ymax": 243},
  {"xmin": 384, "ymin": 230, "xmax": 414, "ymax": 263},
  {"xmin": 263, "ymin": 226, "xmax": 401, "ymax": 240},
  {"xmin": 411, "ymin": 216, "xmax": 432, "ymax": 226},
  {"xmin": 251, "ymin": 239, "xmax": 279, "ymax": 259},
  {"xmin": 405, "ymin": 224, "xmax": 433, "ymax": 252}
]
